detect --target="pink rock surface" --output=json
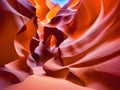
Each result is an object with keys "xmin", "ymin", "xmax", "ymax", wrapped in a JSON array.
[{"xmin": 0, "ymin": 0, "xmax": 120, "ymax": 90}]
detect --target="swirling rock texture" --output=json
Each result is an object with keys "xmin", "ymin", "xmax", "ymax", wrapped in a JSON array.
[{"xmin": 0, "ymin": 0, "xmax": 120, "ymax": 90}]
